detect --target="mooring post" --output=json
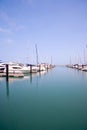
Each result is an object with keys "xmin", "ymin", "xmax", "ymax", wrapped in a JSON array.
[
  {"xmin": 30, "ymin": 65, "xmax": 32, "ymax": 73},
  {"xmin": 30, "ymin": 65, "xmax": 32, "ymax": 83},
  {"xmin": 6, "ymin": 64, "xmax": 9, "ymax": 82},
  {"xmin": 46, "ymin": 65, "xmax": 48, "ymax": 72},
  {"xmin": 38, "ymin": 64, "xmax": 41, "ymax": 72}
]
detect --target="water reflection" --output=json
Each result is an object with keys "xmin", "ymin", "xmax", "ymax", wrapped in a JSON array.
[
  {"xmin": 34, "ymin": 71, "xmax": 47, "ymax": 87},
  {"xmin": 24, "ymin": 71, "xmax": 47, "ymax": 85},
  {"xmin": 6, "ymin": 81, "xmax": 9, "ymax": 98},
  {"xmin": 1, "ymin": 67, "xmax": 87, "ymax": 130},
  {"xmin": 39, "ymin": 71, "xmax": 47, "ymax": 77},
  {"xmin": 0, "ymin": 70, "xmax": 48, "ymax": 98},
  {"xmin": 30, "ymin": 74, "xmax": 32, "ymax": 84}
]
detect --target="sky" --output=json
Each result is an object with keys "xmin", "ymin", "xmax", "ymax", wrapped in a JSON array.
[{"xmin": 0, "ymin": 0, "xmax": 87, "ymax": 65}]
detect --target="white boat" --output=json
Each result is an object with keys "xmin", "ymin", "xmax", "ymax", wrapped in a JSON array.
[
  {"xmin": 81, "ymin": 65, "xmax": 87, "ymax": 71},
  {"xmin": 72, "ymin": 64, "xmax": 79, "ymax": 69},
  {"xmin": 26, "ymin": 64, "xmax": 39, "ymax": 73},
  {"xmin": 32, "ymin": 65, "xmax": 39, "ymax": 73},
  {"xmin": 77, "ymin": 65, "xmax": 83, "ymax": 70},
  {"xmin": 38, "ymin": 64, "xmax": 46, "ymax": 71},
  {"xmin": 0, "ymin": 62, "xmax": 6, "ymax": 73},
  {"xmin": 4, "ymin": 62, "xmax": 30, "ymax": 74}
]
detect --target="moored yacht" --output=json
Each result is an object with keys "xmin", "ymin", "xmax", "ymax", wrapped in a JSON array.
[
  {"xmin": 38, "ymin": 64, "xmax": 46, "ymax": 71},
  {"xmin": 81, "ymin": 65, "xmax": 87, "ymax": 71},
  {"xmin": 0, "ymin": 62, "xmax": 6, "ymax": 73},
  {"xmin": 4, "ymin": 62, "xmax": 30, "ymax": 74}
]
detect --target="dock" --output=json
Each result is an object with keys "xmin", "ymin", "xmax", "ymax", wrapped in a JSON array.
[{"xmin": 0, "ymin": 73, "xmax": 24, "ymax": 78}]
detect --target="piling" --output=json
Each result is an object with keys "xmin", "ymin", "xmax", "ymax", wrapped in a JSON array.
[
  {"xmin": 38, "ymin": 64, "xmax": 41, "ymax": 72},
  {"xmin": 6, "ymin": 64, "xmax": 9, "ymax": 82},
  {"xmin": 30, "ymin": 65, "xmax": 32, "ymax": 73},
  {"xmin": 30, "ymin": 65, "xmax": 32, "ymax": 83},
  {"xmin": 47, "ymin": 65, "xmax": 49, "ymax": 70}
]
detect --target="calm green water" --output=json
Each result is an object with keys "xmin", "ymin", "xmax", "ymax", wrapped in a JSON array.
[{"xmin": 0, "ymin": 67, "xmax": 87, "ymax": 130}]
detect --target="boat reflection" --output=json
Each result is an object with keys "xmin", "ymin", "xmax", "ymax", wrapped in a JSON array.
[{"xmin": 0, "ymin": 70, "xmax": 48, "ymax": 98}]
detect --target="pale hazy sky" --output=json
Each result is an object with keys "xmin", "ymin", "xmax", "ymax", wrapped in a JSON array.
[{"xmin": 0, "ymin": 0, "xmax": 87, "ymax": 64}]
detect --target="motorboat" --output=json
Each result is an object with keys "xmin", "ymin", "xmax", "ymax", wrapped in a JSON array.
[
  {"xmin": 0, "ymin": 62, "xmax": 6, "ymax": 73},
  {"xmin": 26, "ymin": 64, "xmax": 39, "ymax": 73},
  {"xmin": 81, "ymin": 65, "xmax": 87, "ymax": 71},
  {"xmin": 38, "ymin": 64, "xmax": 46, "ymax": 71},
  {"xmin": 4, "ymin": 62, "xmax": 30, "ymax": 74},
  {"xmin": 32, "ymin": 65, "xmax": 39, "ymax": 73}
]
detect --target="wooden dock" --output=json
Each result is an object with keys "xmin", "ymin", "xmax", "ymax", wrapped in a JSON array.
[{"xmin": 0, "ymin": 73, "xmax": 24, "ymax": 78}]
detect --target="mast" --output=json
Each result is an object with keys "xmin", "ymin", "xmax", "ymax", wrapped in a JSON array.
[
  {"xmin": 70, "ymin": 56, "xmax": 71, "ymax": 65},
  {"xmin": 35, "ymin": 44, "xmax": 39, "ymax": 65},
  {"xmin": 83, "ymin": 44, "xmax": 87, "ymax": 64},
  {"xmin": 83, "ymin": 48, "xmax": 85, "ymax": 64},
  {"xmin": 51, "ymin": 56, "xmax": 52, "ymax": 65}
]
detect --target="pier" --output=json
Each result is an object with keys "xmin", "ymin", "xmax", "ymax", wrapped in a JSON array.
[{"xmin": 0, "ymin": 73, "xmax": 24, "ymax": 78}]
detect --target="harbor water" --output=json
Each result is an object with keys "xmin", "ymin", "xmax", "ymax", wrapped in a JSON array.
[{"xmin": 0, "ymin": 67, "xmax": 87, "ymax": 130}]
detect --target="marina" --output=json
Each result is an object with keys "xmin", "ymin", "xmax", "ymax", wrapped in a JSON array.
[
  {"xmin": 0, "ymin": 66, "xmax": 87, "ymax": 129},
  {"xmin": 0, "ymin": 61, "xmax": 55, "ymax": 78},
  {"xmin": 0, "ymin": 0, "xmax": 87, "ymax": 129},
  {"xmin": 66, "ymin": 63, "xmax": 87, "ymax": 71}
]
